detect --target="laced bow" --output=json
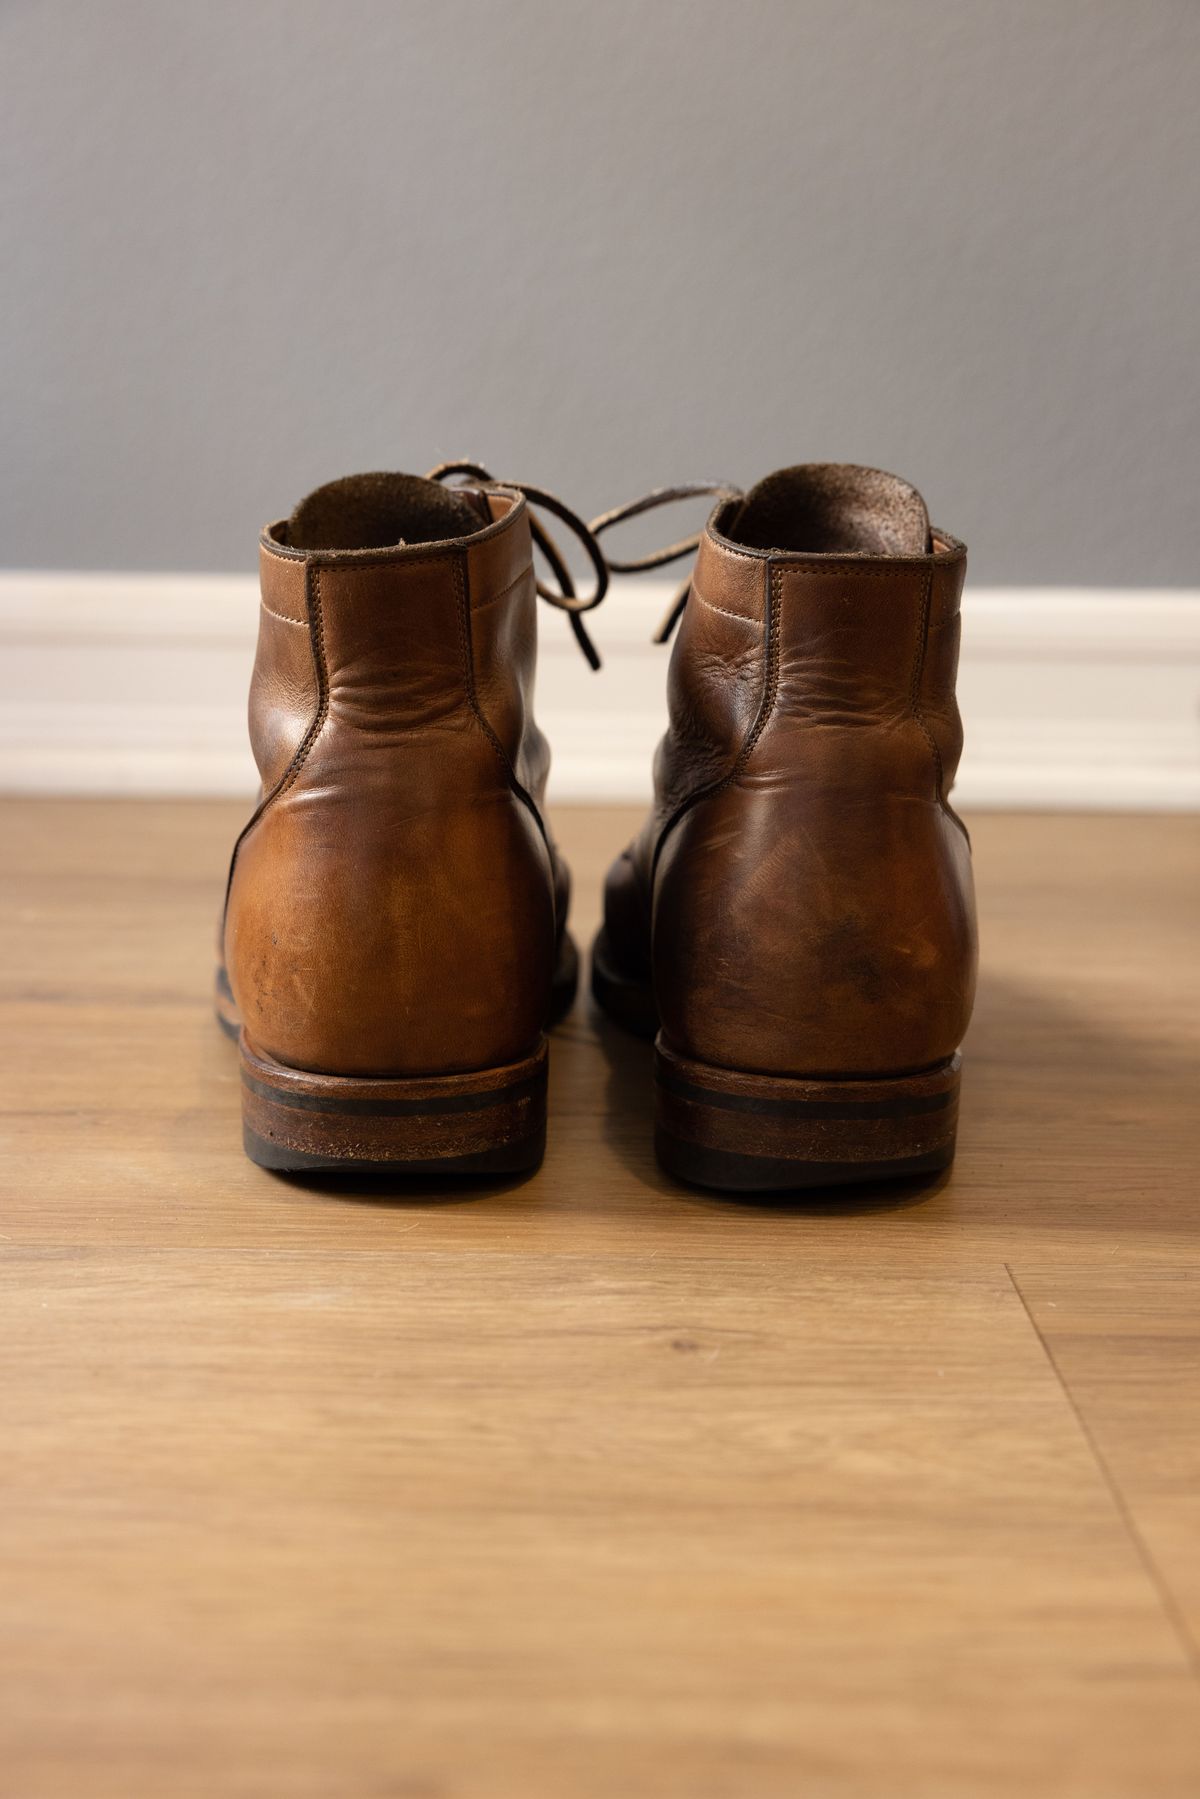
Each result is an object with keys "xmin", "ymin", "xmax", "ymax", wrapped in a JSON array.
[{"xmin": 426, "ymin": 461, "xmax": 742, "ymax": 669}]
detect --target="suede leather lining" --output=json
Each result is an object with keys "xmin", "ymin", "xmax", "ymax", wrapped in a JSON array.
[
  {"xmin": 726, "ymin": 463, "xmax": 931, "ymax": 557},
  {"xmin": 284, "ymin": 472, "xmax": 486, "ymax": 552}
]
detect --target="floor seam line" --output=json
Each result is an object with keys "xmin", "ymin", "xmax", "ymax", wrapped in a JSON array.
[{"xmin": 1005, "ymin": 1260, "xmax": 1200, "ymax": 1680}]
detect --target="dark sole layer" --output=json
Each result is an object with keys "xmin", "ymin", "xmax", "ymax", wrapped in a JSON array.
[
  {"xmin": 655, "ymin": 1041, "xmax": 962, "ymax": 1194},
  {"xmin": 655, "ymin": 1129, "xmax": 953, "ymax": 1193},
  {"xmin": 589, "ymin": 927, "xmax": 658, "ymax": 1038},
  {"xmin": 239, "ymin": 1034, "xmax": 549, "ymax": 1176},
  {"xmin": 244, "ymin": 1122, "xmax": 546, "ymax": 1176}
]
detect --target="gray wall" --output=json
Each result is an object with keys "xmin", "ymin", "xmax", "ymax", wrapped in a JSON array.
[{"xmin": 3, "ymin": 0, "xmax": 1198, "ymax": 584}]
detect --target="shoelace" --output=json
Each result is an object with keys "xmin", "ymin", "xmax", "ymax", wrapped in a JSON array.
[
  {"xmin": 589, "ymin": 481, "xmax": 744, "ymax": 647},
  {"xmin": 427, "ymin": 461, "xmax": 742, "ymax": 668}
]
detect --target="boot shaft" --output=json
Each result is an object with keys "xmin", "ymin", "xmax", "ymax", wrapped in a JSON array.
[
  {"xmin": 248, "ymin": 480, "xmax": 547, "ymax": 802},
  {"xmin": 657, "ymin": 481, "xmax": 967, "ymax": 833},
  {"xmin": 225, "ymin": 476, "xmax": 557, "ymax": 1078}
]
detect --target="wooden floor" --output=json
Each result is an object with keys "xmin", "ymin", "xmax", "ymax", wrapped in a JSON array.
[{"xmin": 1, "ymin": 800, "xmax": 1198, "ymax": 1797}]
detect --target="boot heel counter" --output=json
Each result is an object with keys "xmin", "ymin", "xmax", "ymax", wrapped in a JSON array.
[
  {"xmin": 225, "ymin": 789, "xmax": 555, "ymax": 1077},
  {"xmin": 654, "ymin": 789, "xmax": 976, "ymax": 1079}
]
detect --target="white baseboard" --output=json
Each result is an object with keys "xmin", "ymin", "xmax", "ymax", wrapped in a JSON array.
[{"xmin": 2, "ymin": 573, "xmax": 1198, "ymax": 809}]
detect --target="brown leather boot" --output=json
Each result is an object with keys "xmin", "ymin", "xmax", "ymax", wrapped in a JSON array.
[
  {"xmin": 219, "ymin": 466, "xmax": 600, "ymax": 1175},
  {"xmin": 593, "ymin": 464, "xmax": 977, "ymax": 1192}
]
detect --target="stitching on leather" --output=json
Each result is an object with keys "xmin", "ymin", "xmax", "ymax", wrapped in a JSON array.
[
  {"xmin": 777, "ymin": 563, "xmax": 929, "ymax": 578},
  {"xmin": 738, "ymin": 568, "xmax": 782, "ymax": 768},
  {"xmin": 262, "ymin": 537, "xmax": 496, "ymax": 569},
  {"xmin": 468, "ymin": 562, "xmax": 535, "ymax": 613},
  {"xmin": 349, "ymin": 552, "xmax": 465, "ymax": 571},
  {"xmin": 913, "ymin": 575, "xmax": 971, "ymax": 841},
  {"xmin": 716, "ymin": 567, "xmax": 781, "ymax": 783},
  {"xmin": 688, "ymin": 582, "xmax": 758, "ymax": 627},
  {"xmin": 455, "ymin": 556, "xmax": 510, "ymax": 778},
  {"xmin": 455, "ymin": 553, "xmax": 550, "ymax": 848},
  {"xmin": 909, "ymin": 562, "xmax": 944, "ymax": 801},
  {"xmin": 259, "ymin": 600, "xmax": 308, "ymax": 627},
  {"xmin": 706, "ymin": 538, "xmax": 771, "ymax": 570},
  {"xmin": 221, "ymin": 562, "xmax": 329, "ymax": 920},
  {"xmin": 650, "ymin": 561, "xmax": 780, "ymax": 881},
  {"xmin": 275, "ymin": 566, "xmax": 329, "ymax": 799},
  {"xmin": 909, "ymin": 563, "xmax": 968, "ymax": 841}
]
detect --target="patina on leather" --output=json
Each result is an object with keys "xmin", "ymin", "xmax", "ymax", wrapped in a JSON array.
[{"xmin": 600, "ymin": 464, "xmax": 977, "ymax": 1083}]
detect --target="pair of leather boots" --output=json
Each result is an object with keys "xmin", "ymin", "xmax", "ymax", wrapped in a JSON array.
[{"xmin": 218, "ymin": 460, "xmax": 976, "ymax": 1193}]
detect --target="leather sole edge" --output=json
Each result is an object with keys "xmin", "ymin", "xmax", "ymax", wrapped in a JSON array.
[
  {"xmin": 654, "ymin": 1042, "xmax": 962, "ymax": 1193},
  {"xmin": 239, "ymin": 1035, "xmax": 549, "ymax": 1177}
]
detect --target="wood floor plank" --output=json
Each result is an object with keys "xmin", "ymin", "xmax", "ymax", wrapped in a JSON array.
[
  {"xmin": 1, "ymin": 1246, "xmax": 1196, "ymax": 1797},
  {"xmin": 1, "ymin": 798, "xmax": 1198, "ymax": 1794},
  {"xmin": 1010, "ymin": 1261, "xmax": 1200, "ymax": 1661}
]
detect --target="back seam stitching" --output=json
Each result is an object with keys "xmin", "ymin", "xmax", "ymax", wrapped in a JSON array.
[{"xmin": 650, "ymin": 561, "xmax": 781, "ymax": 883}]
